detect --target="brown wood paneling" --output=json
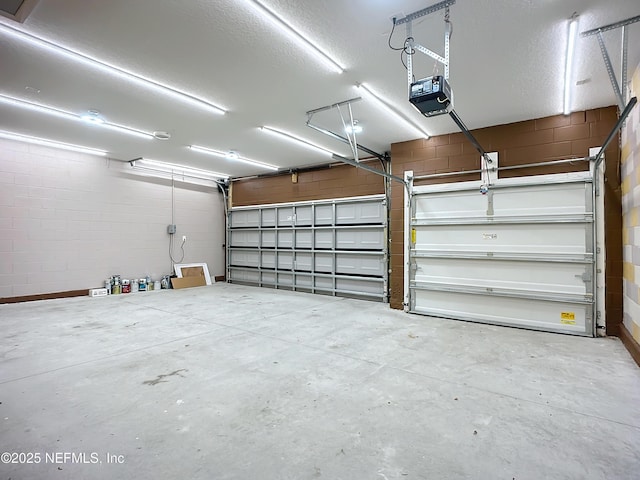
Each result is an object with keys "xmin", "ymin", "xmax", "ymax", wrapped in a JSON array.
[{"xmin": 232, "ymin": 163, "xmax": 385, "ymax": 206}]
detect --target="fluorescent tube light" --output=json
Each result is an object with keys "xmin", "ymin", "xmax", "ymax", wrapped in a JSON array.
[
  {"xmin": 189, "ymin": 145, "xmax": 279, "ymax": 171},
  {"xmin": 260, "ymin": 126, "xmax": 336, "ymax": 156},
  {"xmin": 80, "ymin": 110, "xmax": 105, "ymax": 124},
  {"xmin": 131, "ymin": 158, "xmax": 228, "ymax": 180},
  {"xmin": 563, "ymin": 14, "xmax": 579, "ymax": 115},
  {"xmin": 0, "ymin": 130, "xmax": 107, "ymax": 156},
  {"xmin": 355, "ymin": 83, "xmax": 430, "ymax": 139},
  {"xmin": 0, "ymin": 22, "xmax": 226, "ymax": 115},
  {"xmin": 246, "ymin": 0, "xmax": 344, "ymax": 74},
  {"xmin": 0, "ymin": 93, "xmax": 154, "ymax": 139}
]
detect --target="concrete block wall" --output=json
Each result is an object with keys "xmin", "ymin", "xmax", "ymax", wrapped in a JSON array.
[
  {"xmin": 390, "ymin": 106, "xmax": 621, "ymax": 333},
  {"xmin": 0, "ymin": 138, "xmax": 225, "ymax": 299},
  {"xmin": 621, "ymin": 63, "xmax": 640, "ymax": 361}
]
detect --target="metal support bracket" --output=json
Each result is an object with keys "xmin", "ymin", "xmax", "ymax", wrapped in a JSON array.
[
  {"xmin": 306, "ymin": 99, "xmax": 408, "ymax": 189},
  {"xmin": 397, "ymin": 0, "xmax": 455, "ymax": 91},
  {"xmin": 581, "ymin": 14, "xmax": 640, "ymax": 110},
  {"xmin": 394, "ymin": 0, "xmax": 456, "ymax": 25},
  {"xmin": 596, "ymin": 31, "xmax": 625, "ymax": 110},
  {"xmin": 581, "ymin": 14, "xmax": 640, "ymax": 37}
]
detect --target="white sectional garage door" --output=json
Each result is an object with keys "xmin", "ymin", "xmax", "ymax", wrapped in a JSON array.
[
  {"xmin": 407, "ymin": 172, "xmax": 596, "ymax": 336},
  {"xmin": 228, "ymin": 195, "xmax": 388, "ymax": 301}
]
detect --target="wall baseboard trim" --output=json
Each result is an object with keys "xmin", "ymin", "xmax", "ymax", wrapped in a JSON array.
[
  {"xmin": 1, "ymin": 289, "xmax": 88, "ymax": 304},
  {"xmin": 618, "ymin": 324, "xmax": 640, "ymax": 367},
  {"xmin": 2, "ymin": 278, "xmax": 228, "ymax": 304}
]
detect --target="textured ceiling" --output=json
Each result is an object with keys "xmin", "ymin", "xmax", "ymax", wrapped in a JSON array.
[{"xmin": 0, "ymin": 0, "xmax": 638, "ymax": 178}]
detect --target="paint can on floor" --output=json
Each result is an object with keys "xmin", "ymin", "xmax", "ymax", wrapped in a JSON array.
[
  {"xmin": 111, "ymin": 275, "xmax": 121, "ymax": 295},
  {"xmin": 122, "ymin": 279, "xmax": 131, "ymax": 293},
  {"xmin": 154, "ymin": 280, "xmax": 161, "ymax": 290},
  {"xmin": 104, "ymin": 279, "xmax": 112, "ymax": 294},
  {"xmin": 131, "ymin": 280, "xmax": 138, "ymax": 293},
  {"xmin": 139, "ymin": 278, "xmax": 147, "ymax": 292}
]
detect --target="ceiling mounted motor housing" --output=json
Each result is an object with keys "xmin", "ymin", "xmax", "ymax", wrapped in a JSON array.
[{"xmin": 409, "ymin": 75, "xmax": 452, "ymax": 117}]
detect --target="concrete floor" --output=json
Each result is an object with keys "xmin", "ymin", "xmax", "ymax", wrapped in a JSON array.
[{"xmin": 1, "ymin": 284, "xmax": 639, "ymax": 480}]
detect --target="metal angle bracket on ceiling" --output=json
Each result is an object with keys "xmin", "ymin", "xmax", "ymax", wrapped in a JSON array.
[
  {"xmin": 581, "ymin": 14, "xmax": 640, "ymax": 109},
  {"xmin": 307, "ymin": 97, "xmax": 367, "ymax": 163},
  {"xmin": 395, "ymin": 0, "xmax": 455, "ymax": 89},
  {"xmin": 305, "ymin": 99, "xmax": 407, "ymax": 188}
]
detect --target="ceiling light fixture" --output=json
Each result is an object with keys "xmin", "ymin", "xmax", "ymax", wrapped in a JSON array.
[
  {"xmin": 344, "ymin": 121, "xmax": 363, "ymax": 134},
  {"xmin": 0, "ymin": 130, "xmax": 107, "ymax": 156},
  {"xmin": 153, "ymin": 131, "xmax": 171, "ymax": 140},
  {"xmin": 80, "ymin": 109, "xmax": 105, "ymax": 124},
  {"xmin": 246, "ymin": 0, "xmax": 344, "ymax": 74},
  {"xmin": 0, "ymin": 93, "xmax": 154, "ymax": 139},
  {"xmin": 0, "ymin": 22, "xmax": 227, "ymax": 115},
  {"xmin": 563, "ymin": 13, "xmax": 579, "ymax": 115},
  {"xmin": 355, "ymin": 83, "xmax": 430, "ymax": 139},
  {"xmin": 260, "ymin": 126, "xmax": 336, "ymax": 156},
  {"xmin": 130, "ymin": 158, "xmax": 228, "ymax": 180},
  {"xmin": 188, "ymin": 144, "xmax": 279, "ymax": 171}
]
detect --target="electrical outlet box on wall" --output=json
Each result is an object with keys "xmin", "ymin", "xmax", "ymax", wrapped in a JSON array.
[{"xmin": 167, "ymin": 224, "xmax": 176, "ymax": 234}]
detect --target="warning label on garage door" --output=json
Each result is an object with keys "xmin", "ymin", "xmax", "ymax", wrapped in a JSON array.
[{"xmin": 560, "ymin": 312, "xmax": 576, "ymax": 324}]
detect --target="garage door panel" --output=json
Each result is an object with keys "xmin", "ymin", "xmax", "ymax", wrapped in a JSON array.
[
  {"xmin": 229, "ymin": 250, "xmax": 260, "ymax": 267},
  {"xmin": 230, "ymin": 268, "xmax": 260, "ymax": 283},
  {"xmin": 412, "ymin": 289, "xmax": 589, "ymax": 334},
  {"xmin": 414, "ymin": 223, "xmax": 589, "ymax": 255},
  {"xmin": 337, "ymin": 278, "xmax": 384, "ymax": 296},
  {"xmin": 336, "ymin": 253, "xmax": 386, "ymax": 276},
  {"xmin": 414, "ymin": 257, "xmax": 590, "ymax": 296},
  {"xmin": 295, "ymin": 252, "xmax": 313, "ymax": 271},
  {"xmin": 408, "ymin": 172, "xmax": 595, "ymax": 336},
  {"xmin": 261, "ymin": 209, "xmax": 276, "ymax": 227},
  {"xmin": 295, "ymin": 206, "xmax": 313, "ymax": 226},
  {"xmin": 230, "ymin": 230, "xmax": 259, "ymax": 248},
  {"xmin": 315, "ymin": 205, "xmax": 333, "ymax": 225},
  {"xmin": 492, "ymin": 183, "xmax": 591, "ymax": 218},
  {"xmin": 261, "ymin": 251, "xmax": 276, "ymax": 269},
  {"xmin": 261, "ymin": 231, "xmax": 275, "ymax": 248},
  {"xmin": 336, "ymin": 201, "xmax": 385, "ymax": 225},
  {"xmin": 229, "ymin": 195, "xmax": 387, "ymax": 302},
  {"xmin": 415, "ymin": 190, "xmax": 485, "ymax": 220},
  {"xmin": 336, "ymin": 228, "xmax": 385, "ymax": 250},
  {"xmin": 277, "ymin": 230, "xmax": 293, "ymax": 248}
]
